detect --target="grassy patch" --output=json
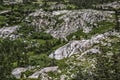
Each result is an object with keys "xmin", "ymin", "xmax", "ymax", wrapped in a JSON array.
[{"xmin": 67, "ymin": 21, "xmax": 115, "ymax": 40}]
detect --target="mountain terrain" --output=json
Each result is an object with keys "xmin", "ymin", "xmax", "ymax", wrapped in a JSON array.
[{"xmin": 0, "ymin": 0, "xmax": 120, "ymax": 80}]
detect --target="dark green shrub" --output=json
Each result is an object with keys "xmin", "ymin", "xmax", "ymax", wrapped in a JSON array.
[{"xmin": 29, "ymin": 54, "xmax": 52, "ymax": 67}]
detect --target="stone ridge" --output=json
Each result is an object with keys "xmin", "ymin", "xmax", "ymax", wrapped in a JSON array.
[{"xmin": 28, "ymin": 9, "xmax": 112, "ymax": 39}]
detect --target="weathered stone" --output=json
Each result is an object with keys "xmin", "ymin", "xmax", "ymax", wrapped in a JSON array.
[
  {"xmin": 28, "ymin": 66, "xmax": 58, "ymax": 79},
  {"xmin": 49, "ymin": 31, "xmax": 117, "ymax": 60},
  {"xmin": 60, "ymin": 75, "xmax": 67, "ymax": 80},
  {"xmin": 12, "ymin": 67, "xmax": 27, "ymax": 79},
  {"xmin": 12, "ymin": 66, "xmax": 35, "ymax": 79},
  {"xmin": 96, "ymin": 1, "xmax": 120, "ymax": 9},
  {"xmin": 28, "ymin": 9, "xmax": 112, "ymax": 39},
  {"xmin": 0, "ymin": 26, "xmax": 20, "ymax": 39}
]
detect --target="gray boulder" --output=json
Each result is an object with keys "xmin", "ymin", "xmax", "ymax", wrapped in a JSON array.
[
  {"xmin": 12, "ymin": 67, "xmax": 27, "ymax": 79},
  {"xmin": 28, "ymin": 66, "xmax": 58, "ymax": 79},
  {"xmin": 0, "ymin": 26, "xmax": 20, "ymax": 39}
]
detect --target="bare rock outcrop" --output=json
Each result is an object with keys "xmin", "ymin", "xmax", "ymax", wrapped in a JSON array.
[
  {"xmin": 12, "ymin": 66, "xmax": 35, "ymax": 79},
  {"xmin": 28, "ymin": 66, "xmax": 58, "ymax": 79},
  {"xmin": 27, "ymin": 9, "xmax": 112, "ymax": 39},
  {"xmin": 0, "ymin": 26, "xmax": 20, "ymax": 39},
  {"xmin": 12, "ymin": 68, "xmax": 28, "ymax": 79},
  {"xmin": 49, "ymin": 31, "xmax": 119, "ymax": 60},
  {"xmin": 95, "ymin": 1, "xmax": 120, "ymax": 9}
]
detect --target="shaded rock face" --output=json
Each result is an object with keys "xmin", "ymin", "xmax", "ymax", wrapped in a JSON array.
[
  {"xmin": 4, "ymin": 0, "xmax": 23, "ymax": 5},
  {"xmin": 28, "ymin": 66, "xmax": 58, "ymax": 79},
  {"xmin": 12, "ymin": 66, "xmax": 35, "ymax": 79},
  {"xmin": 12, "ymin": 67, "xmax": 28, "ymax": 79},
  {"xmin": 0, "ymin": 10, "xmax": 11, "ymax": 15},
  {"xmin": 50, "ymin": 3, "xmax": 67, "ymax": 10},
  {"xmin": 60, "ymin": 75, "xmax": 68, "ymax": 80},
  {"xmin": 0, "ymin": 26, "xmax": 20, "ymax": 39},
  {"xmin": 49, "ymin": 31, "xmax": 120, "ymax": 60},
  {"xmin": 97, "ymin": 1, "xmax": 120, "ymax": 9},
  {"xmin": 27, "ymin": 9, "xmax": 111, "ymax": 39},
  {"xmin": 77, "ymin": 47, "xmax": 101, "ymax": 59},
  {"xmin": 12, "ymin": 66, "xmax": 58, "ymax": 79}
]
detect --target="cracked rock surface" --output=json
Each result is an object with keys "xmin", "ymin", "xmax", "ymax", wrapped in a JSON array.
[
  {"xmin": 49, "ymin": 31, "xmax": 120, "ymax": 60},
  {"xmin": 27, "ymin": 9, "xmax": 112, "ymax": 39}
]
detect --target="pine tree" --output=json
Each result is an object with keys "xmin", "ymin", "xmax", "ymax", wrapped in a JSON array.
[{"xmin": 0, "ymin": 0, "xmax": 3, "ymax": 5}]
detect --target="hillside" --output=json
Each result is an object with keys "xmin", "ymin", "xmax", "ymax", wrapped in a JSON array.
[{"xmin": 0, "ymin": 0, "xmax": 120, "ymax": 80}]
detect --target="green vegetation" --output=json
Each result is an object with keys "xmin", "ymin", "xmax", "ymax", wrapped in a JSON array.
[
  {"xmin": 29, "ymin": 54, "xmax": 52, "ymax": 66},
  {"xmin": 0, "ymin": 37, "xmax": 64, "ymax": 79},
  {"xmin": 68, "ymin": 0, "xmax": 119, "ymax": 8},
  {"xmin": 0, "ymin": 16, "xmax": 8, "ymax": 27},
  {"xmin": 0, "ymin": 39, "xmax": 29, "ymax": 79},
  {"xmin": 73, "ymin": 36, "xmax": 120, "ymax": 80},
  {"xmin": 0, "ymin": 0, "xmax": 119, "ymax": 80},
  {"xmin": 67, "ymin": 29, "xmax": 87, "ymax": 40},
  {"xmin": 0, "ymin": 2, "xmax": 39, "ymax": 27},
  {"xmin": 67, "ymin": 21, "xmax": 115, "ymax": 40},
  {"xmin": 90, "ymin": 21, "xmax": 115, "ymax": 34}
]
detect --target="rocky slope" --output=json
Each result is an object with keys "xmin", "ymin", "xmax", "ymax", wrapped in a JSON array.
[
  {"xmin": 0, "ymin": 1, "xmax": 119, "ymax": 80},
  {"xmin": 0, "ymin": 26, "xmax": 20, "ymax": 39},
  {"xmin": 27, "ymin": 9, "xmax": 112, "ymax": 40},
  {"xmin": 10, "ymin": 1, "xmax": 120, "ymax": 80},
  {"xmin": 11, "ymin": 31, "xmax": 120, "ymax": 80},
  {"xmin": 49, "ymin": 31, "xmax": 120, "ymax": 60}
]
